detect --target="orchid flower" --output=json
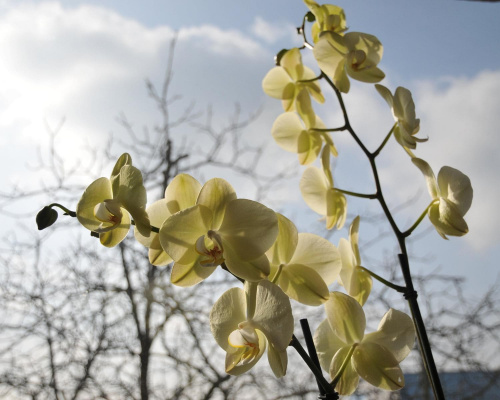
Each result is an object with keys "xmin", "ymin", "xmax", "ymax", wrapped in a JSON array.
[
  {"xmin": 313, "ymin": 31, "xmax": 384, "ymax": 93},
  {"xmin": 303, "ymin": 0, "xmax": 347, "ymax": 43},
  {"xmin": 314, "ymin": 292, "xmax": 415, "ymax": 395},
  {"xmin": 375, "ymin": 84, "xmax": 426, "ymax": 153},
  {"xmin": 271, "ymin": 112, "xmax": 337, "ymax": 165},
  {"xmin": 262, "ymin": 47, "xmax": 324, "ymax": 128},
  {"xmin": 412, "ymin": 158, "xmax": 473, "ymax": 239},
  {"xmin": 266, "ymin": 213, "xmax": 341, "ymax": 306},
  {"xmin": 159, "ymin": 177, "xmax": 278, "ymax": 286},
  {"xmin": 76, "ymin": 153, "xmax": 150, "ymax": 247},
  {"xmin": 338, "ymin": 216, "xmax": 372, "ymax": 306},
  {"xmin": 210, "ymin": 280, "xmax": 294, "ymax": 378},
  {"xmin": 134, "ymin": 173, "xmax": 201, "ymax": 266},
  {"xmin": 300, "ymin": 147, "xmax": 347, "ymax": 230}
]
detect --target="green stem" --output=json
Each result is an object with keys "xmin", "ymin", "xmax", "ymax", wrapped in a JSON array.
[
  {"xmin": 130, "ymin": 219, "xmax": 160, "ymax": 233},
  {"xmin": 373, "ymin": 123, "xmax": 396, "ymax": 158},
  {"xmin": 310, "ymin": 127, "xmax": 346, "ymax": 132},
  {"xmin": 335, "ymin": 188, "xmax": 377, "ymax": 200},
  {"xmin": 402, "ymin": 202, "xmax": 433, "ymax": 237},
  {"xmin": 270, "ymin": 264, "xmax": 284, "ymax": 284},
  {"xmin": 46, "ymin": 203, "xmax": 161, "ymax": 233},
  {"xmin": 298, "ymin": 13, "xmax": 314, "ymax": 50},
  {"xmin": 48, "ymin": 203, "xmax": 76, "ymax": 217},
  {"xmin": 290, "ymin": 335, "xmax": 336, "ymax": 396},
  {"xmin": 331, "ymin": 344, "xmax": 357, "ymax": 387},
  {"xmin": 297, "ymin": 75, "xmax": 323, "ymax": 83},
  {"xmin": 358, "ymin": 267, "xmax": 406, "ymax": 293}
]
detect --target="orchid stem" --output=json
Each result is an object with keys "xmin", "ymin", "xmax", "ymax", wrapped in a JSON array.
[
  {"xmin": 402, "ymin": 202, "xmax": 433, "ymax": 237},
  {"xmin": 298, "ymin": 75, "xmax": 322, "ymax": 83},
  {"xmin": 325, "ymin": 71, "xmax": 446, "ymax": 399},
  {"xmin": 373, "ymin": 123, "xmax": 396, "ymax": 157},
  {"xmin": 335, "ymin": 188, "xmax": 377, "ymax": 199},
  {"xmin": 299, "ymin": 319, "xmax": 327, "ymax": 397},
  {"xmin": 130, "ymin": 220, "xmax": 160, "ymax": 233},
  {"xmin": 331, "ymin": 344, "xmax": 356, "ymax": 387},
  {"xmin": 358, "ymin": 267, "xmax": 406, "ymax": 293},
  {"xmin": 311, "ymin": 127, "xmax": 346, "ymax": 133},
  {"xmin": 48, "ymin": 203, "xmax": 76, "ymax": 217},
  {"xmin": 290, "ymin": 335, "xmax": 337, "ymax": 397}
]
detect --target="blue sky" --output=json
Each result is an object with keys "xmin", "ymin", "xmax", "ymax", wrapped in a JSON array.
[{"xmin": 1, "ymin": 0, "xmax": 499, "ymax": 305}]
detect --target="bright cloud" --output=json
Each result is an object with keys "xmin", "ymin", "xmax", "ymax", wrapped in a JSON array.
[
  {"xmin": 415, "ymin": 70, "xmax": 500, "ymax": 250},
  {"xmin": 250, "ymin": 16, "xmax": 298, "ymax": 45},
  {"xmin": 0, "ymin": 1, "xmax": 275, "ymax": 192}
]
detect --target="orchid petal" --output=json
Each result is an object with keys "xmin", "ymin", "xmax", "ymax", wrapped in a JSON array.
[
  {"xmin": 437, "ymin": 166, "xmax": 473, "ymax": 216},
  {"xmin": 99, "ymin": 210, "xmax": 131, "ymax": 248},
  {"xmin": 114, "ymin": 165, "xmax": 150, "ymax": 236},
  {"xmin": 164, "ymin": 173, "xmax": 202, "ymax": 214},
  {"xmin": 218, "ymin": 199, "xmax": 278, "ymax": 261},
  {"xmin": 375, "ymin": 84, "xmax": 394, "ymax": 109},
  {"xmin": 266, "ymin": 213, "xmax": 298, "ymax": 266},
  {"xmin": 314, "ymin": 318, "xmax": 347, "ymax": 372},
  {"xmin": 159, "ymin": 204, "xmax": 212, "ymax": 265},
  {"xmin": 197, "ymin": 178, "xmax": 236, "ymax": 229},
  {"xmin": 352, "ymin": 341, "xmax": 405, "ymax": 391},
  {"xmin": 330, "ymin": 346, "xmax": 359, "ymax": 395},
  {"xmin": 300, "ymin": 166, "xmax": 329, "ymax": 215},
  {"xmin": 325, "ymin": 292, "xmax": 366, "ymax": 344},
  {"xmin": 268, "ymin": 344, "xmax": 288, "ymax": 378},
  {"xmin": 363, "ymin": 309, "xmax": 415, "ymax": 363},
  {"xmin": 412, "ymin": 158, "xmax": 439, "ymax": 199},
  {"xmin": 280, "ymin": 47, "xmax": 303, "ymax": 81},
  {"xmin": 76, "ymin": 177, "xmax": 113, "ymax": 231},
  {"xmin": 210, "ymin": 287, "xmax": 247, "ymax": 350},
  {"xmin": 289, "ymin": 233, "xmax": 341, "ymax": 285},
  {"xmin": 278, "ymin": 263, "xmax": 330, "ymax": 306},
  {"xmin": 251, "ymin": 280, "xmax": 294, "ymax": 351},
  {"xmin": 262, "ymin": 67, "xmax": 294, "ymax": 100},
  {"xmin": 271, "ymin": 112, "xmax": 304, "ymax": 153}
]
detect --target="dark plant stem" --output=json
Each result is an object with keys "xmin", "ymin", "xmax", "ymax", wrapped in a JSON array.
[
  {"xmin": 289, "ymin": 335, "xmax": 338, "ymax": 397},
  {"xmin": 322, "ymin": 73, "xmax": 446, "ymax": 400},
  {"xmin": 300, "ymin": 319, "xmax": 327, "ymax": 397}
]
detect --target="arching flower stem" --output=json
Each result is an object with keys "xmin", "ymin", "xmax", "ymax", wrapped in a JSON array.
[
  {"xmin": 335, "ymin": 188, "xmax": 377, "ymax": 199},
  {"xmin": 358, "ymin": 267, "xmax": 406, "ymax": 293},
  {"xmin": 321, "ymin": 67, "xmax": 446, "ymax": 399},
  {"xmin": 330, "ymin": 343, "xmax": 357, "ymax": 387},
  {"xmin": 47, "ymin": 203, "xmax": 76, "ymax": 217},
  {"xmin": 373, "ymin": 123, "xmax": 396, "ymax": 157},
  {"xmin": 402, "ymin": 202, "xmax": 434, "ymax": 238}
]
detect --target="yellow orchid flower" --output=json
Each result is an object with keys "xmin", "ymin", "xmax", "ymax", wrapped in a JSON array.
[
  {"xmin": 266, "ymin": 213, "xmax": 341, "ymax": 306},
  {"xmin": 412, "ymin": 158, "xmax": 473, "ymax": 239},
  {"xmin": 262, "ymin": 48, "xmax": 325, "ymax": 128},
  {"xmin": 76, "ymin": 153, "xmax": 150, "ymax": 247},
  {"xmin": 314, "ymin": 292, "xmax": 415, "ymax": 395},
  {"xmin": 134, "ymin": 173, "xmax": 201, "ymax": 266},
  {"xmin": 313, "ymin": 31, "xmax": 385, "ymax": 93},
  {"xmin": 271, "ymin": 112, "xmax": 337, "ymax": 165},
  {"xmin": 375, "ymin": 84, "xmax": 426, "ymax": 153},
  {"xmin": 338, "ymin": 216, "xmax": 372, "ymax": 306},
  {"xmin": 303, "ymin": 0, "xmax": 347, "ymax": 43},
  {"xmin": 210, "ymin": 280, "xmax": 294, "ymax": 378},
  {"xmin": 300, "ymin": 147, "xmax": 347, "ymax": 230},
  {"xmin": 159, "ymin": 178, "xmax": 278, "ymax": 286}
]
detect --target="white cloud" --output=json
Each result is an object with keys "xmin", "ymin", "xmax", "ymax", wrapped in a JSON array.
[
  {"xmin": 414, "ymin": 70, "xmax": 500, "ymax": 250},
  {"xmin": 179, "ymin": 24, "xmax": 263, "ymax": 58},
  {"xmin": 250, "ymin": 16, "xmax": 298, "ymax": 45},
  {"xmin": 0, "ymin": 2, "xmax": 275, "ymax": 193}
]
